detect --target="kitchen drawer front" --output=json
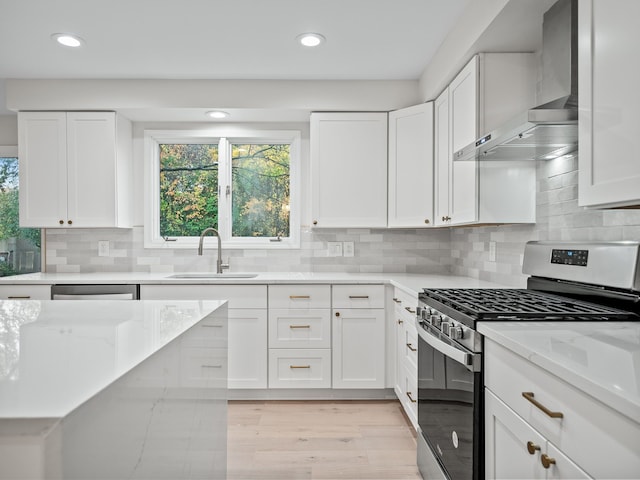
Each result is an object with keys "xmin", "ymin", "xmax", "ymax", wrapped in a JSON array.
[
  {"xmin": 332, "ymin": 284, "xmax": 385, "ymax": 309},
  {"xmin": 268, "ymin": 284, "xmax": 331, "ymax": 309},
  {"xmin": 140, "ymin": 284, "xmax": 267, "ymax": 309},
  {"xmin": 485, "ymin": 338, "xmax": 640, "ymax": 479},
  {"xmin": 0, "ymin": 285, "xmax": 51, "ymax": 300},
  {"xmin": 268, "ymin": 309, "xmax": 331, "ymax": 349},
  {"xmin": 400, "ymin": 362, "xmax": 418, "ymax": 428},
  {"xmin": 268, "ymin": 349, "xmax": 331, "ymax": 388},
  {"xmin": 403, "ymin": 322, "xmax": 418, "ymax": 371},
  {"xmin": 392, "ymin": 288, "xmax": 418, "ymax": 315}
]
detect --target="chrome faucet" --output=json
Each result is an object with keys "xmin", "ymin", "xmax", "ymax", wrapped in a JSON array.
[{"xmin": 197, "ymin": 227, "xmax": 229, "ymax": 274}]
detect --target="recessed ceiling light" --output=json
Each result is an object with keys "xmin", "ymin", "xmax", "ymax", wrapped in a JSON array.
[
  {"xmin": 205, "ymin": 110, "xmax": 229, "ymax": 119},
  {"xmin": 297, "ymin": 33, "xmax": 325, "ymax": 47},
  {"xmin": 51, "ymin": 33, "xmax": 84, "ymax": 48}
]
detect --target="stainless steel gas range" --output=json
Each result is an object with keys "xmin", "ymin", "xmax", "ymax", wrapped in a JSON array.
[{"xmin": 415, "ymin": 241, "xmax": 640, "ymax": 480}]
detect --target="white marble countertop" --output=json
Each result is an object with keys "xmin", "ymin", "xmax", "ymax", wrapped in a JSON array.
[
  {"xmin": 0, "ymin": 299, "xmax": 227, "ymax": 419},
  {"xmin": 0, "ymin": 272, "xmax": 510, "ymax": 297},
  {"xmin": 478, "ymin": 321, "xmax": 640, "ymax": 424}
]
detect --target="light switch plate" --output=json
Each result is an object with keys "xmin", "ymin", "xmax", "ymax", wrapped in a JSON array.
[
  {"xmin": 98, "ymin": 240, "xmax": 110, "ymax": 257},
  {"xmin": 327, "ymin": 241, "xmax": 343, "ymax": 257},
  {"xmin": 343, "ymin": 241, "xmax": 354, "ymax": 257}
]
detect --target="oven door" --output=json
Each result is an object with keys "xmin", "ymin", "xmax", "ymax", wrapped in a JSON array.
[{"xmin": 416, "ymin": 319, "xmax": 482, "ymax": 480}]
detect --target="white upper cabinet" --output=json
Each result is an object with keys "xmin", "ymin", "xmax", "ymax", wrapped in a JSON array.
[
  {"xmin": 18, "ymin": 111, "xmax": 132, "ymax": 228},
  {"xmin": 310, "ymin": 112, "xmax": 388, "ymax": 228},
  {"xmin": 388, "ymin": 103, "xmax": 434, "ymax": 228},
  {"xmin": 578, "ymin": 0, "xmax": 640, "ymax": 208},
  {"xmin": 435, "ymin": 54, "xmax": 537, "ymax": 227}
]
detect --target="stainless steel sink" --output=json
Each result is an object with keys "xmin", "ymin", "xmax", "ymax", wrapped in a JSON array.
[{"xmin": 167, "ymin": 273, "xmax": 258, "ymax": 279}]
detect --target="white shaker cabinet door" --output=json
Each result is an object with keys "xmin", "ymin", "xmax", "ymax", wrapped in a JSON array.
[
  {"xmin": 388, "ymin": 102, "xmax": 434, "ymax": 228},
  {"xmin": 18, "ymin": 112, "xmax": 68, "ymax": 227},
  {"xmin": 228, "ymin": 308, "xmax": 268, "ymax": 389},
  {"xmin": 310, "ymin": 112, "xmax": 388, "ymax": 228},
  {"xmin": 578, "ymin": 0, "xmax": 640, "ymax": 207}
]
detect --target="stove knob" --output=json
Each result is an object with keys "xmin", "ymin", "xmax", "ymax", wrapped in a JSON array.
[
  {"xmin": 430, "ymin": 314, "xmax": 442, "ymax": 328},
  {"xmin": 449, "ymin": 326, "xmax": 464, "ymax": 340},
  {"xmin": 416, "ymin": 306, "xmax": 422, "ymax": 317},
  {"xmin": 441, "ymin": 322, "xmax": 451, "ymax": 335}
]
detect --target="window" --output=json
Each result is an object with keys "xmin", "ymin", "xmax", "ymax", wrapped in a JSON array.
[
  {"xmin": 0, "ymin": 149, "xmax": 41, "ymax": 276},
  {"xmin": 145, "ymin": 130, "xmax": 300, "ymax": 249}
]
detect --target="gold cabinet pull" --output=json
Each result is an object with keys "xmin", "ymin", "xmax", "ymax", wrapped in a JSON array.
[
  {"xmin": 407, "ymin": 391, "xmax": 417, "ymax": 403},
  {"xmin": 349, "ymin": 295, "xmax": 369, "ymax": 299},
  {"xmin": 289, "ymin": 325, "xmax": 311, "ymax": 329},
  {"xmin": 290, "ymin": 365, "xmax": 311, "ymax": 369},
  {"xmin": 201, "ymin": 324, "xmax": 223, "ymax": 328},
  {"xmin": 67, "ymin": 220, "xmax": 73, "ymax": 225},
  {"xmin": 335, "ymin": 312, "xmax": 340, "ymax": 317},
  {"xmin": 424, "ymin": 219, "xmax": 430, "ymax": 224},
  {"xmin": 289, "ymin": 295, "xmax": 310, "ymax": 299},
  {"xmin": 8, "ymin": 296, "xmax": 31, "ymax": 299},
  {"xmin": 313, "ymin": 220, "xmax": 318, "ymax": 225},
  {"xmin": 522, "ymin": 392, "xmax": 564, "ymax": 418},
  {"xmin": 526, "ymin": 441, "xmax": 541, "ymax": 455},
  {"xmin": 59, "ymin": 219, "xmax": 64, "ymax": 225},
  {"xmin": 397, "ymin": 319, "xmax": 404, "ymax": 325},
  {"xmin": 392, "ymin": 297, "xmax": 402, "ymax": 304},
  {"xmin": 201, "ymin": 364, "xmax": 223, "ymax": 369},
  {"xmin": 406, "ymin": 343, "xmax": 416, "ymax": 352},
  {"xmin": 541, "ymin": 454, "xmax": 556, "ymax": 469},
  {"xmin": 405, "ymin": 306, "xmax": 416, "ymax": 314}
]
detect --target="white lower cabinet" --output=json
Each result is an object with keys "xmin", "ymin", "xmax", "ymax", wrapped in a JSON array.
[
  {"xmin": 485, "ymin": 337, "xmax": 640, "ymax": 479},
  {"xmin": 392, "ymin": 287, "xmax": 418, "ymax": 428},
  {"xmin": 485, "ymin": 389, "xmax": 590, "ymax": 480},
  {"xmin": 0, "ymin": 285, "xmax": 51, "ymax": 300},
  {"xmin": 139, "ymin": 284, "xmax": 268, "ymax": 389},
  {"xmin": 332, "ymin": 285, "xmax": 386, "ymax": 389},
  {"xmin": 267, "ymin": 285, "xmax": 331, "ymax": 388},
  {"xmin": 268, "ymin": 349, "xmax": 331, "ymax": 389}
]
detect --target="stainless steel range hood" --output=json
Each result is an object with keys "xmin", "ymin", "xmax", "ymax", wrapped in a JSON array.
[{"xmin": 455, "ymin": 0, "xmax": 578, "ymax": 162}]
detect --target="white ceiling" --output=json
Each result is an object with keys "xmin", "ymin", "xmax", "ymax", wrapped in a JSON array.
[
  {"xmin": 0, "ymin": 0, "xmax": 557, "ymax": 121},
  {"xmin": 0, "ymin": 0, "xmax": 469, "ymax": 81}
]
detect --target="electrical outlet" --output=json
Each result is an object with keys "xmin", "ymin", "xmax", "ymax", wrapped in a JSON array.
[
  {"xmin": 98, "ymin": 240, "xmax": 110, "ymax": 257},
  {"xmin": 489, "ymin": 241, "xmax": 497, "ymax": 262},
  {"xmin": 343, "ymin": 241, "xmax": 354, "ymax": 257},
  {"xmin": 327, "ymin": 241, "xmax": 343, "ymax": 257}
]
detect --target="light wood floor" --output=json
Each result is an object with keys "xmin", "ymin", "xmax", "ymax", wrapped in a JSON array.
[{"xmin": 227, "ymin": 400, "xmax": 422, "ymax": 480}]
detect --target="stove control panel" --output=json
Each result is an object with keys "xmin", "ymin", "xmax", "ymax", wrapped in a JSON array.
[
  {"xmin": 416, "ymin": 305, "xmax": 474, "ymax": 349},
  {"xmin": 551, "ymin": 248, "xmax": 589, "ymax": 266}
]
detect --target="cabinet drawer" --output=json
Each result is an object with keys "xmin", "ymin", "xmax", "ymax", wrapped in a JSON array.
[
  {"xmin": 392, "ymin": 288, "xmax": 418, "ymax": 314},
  {"xmin": 268, "ymin": 309, "xmax": 331, "ymax": 349},
  {"xmin": 332, "ymin": 284, "xmax": 385, "ymax": 309},
  {"xmin": 268, "ymin": 349, "xmax": 331, "ymax": 388},
  {"xmin": 485, "ymin": 339, "xmax": 640, "ymax": 479},
  {"xmin": 268, "ymin": 284, "xmax": 330, "ymax": 309},
  {"xmin": 140, "ymin": 284, "xmax": 267, "ymax": 309},
  {"xmin": 0, "ymin": 285, "xmax": 51, "ymax": 300}
]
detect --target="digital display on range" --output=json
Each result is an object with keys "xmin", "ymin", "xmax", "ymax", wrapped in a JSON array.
[{"xmin": 551, "ymin": 249, "xmax": 588, "ymax": 266}]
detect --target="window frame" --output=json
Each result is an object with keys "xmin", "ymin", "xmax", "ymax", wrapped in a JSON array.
[{"xmin": 144, "ymin": 128, "xmax": 300, "ymax": 249}]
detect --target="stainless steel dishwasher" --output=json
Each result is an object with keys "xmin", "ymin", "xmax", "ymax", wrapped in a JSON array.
[{"xmin": 51, "ymin": 284, "xmax": 139, "ymax": 300}]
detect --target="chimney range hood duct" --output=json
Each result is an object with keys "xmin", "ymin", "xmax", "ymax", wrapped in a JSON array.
[{"xmin": 455, "ymin": 0, "xmax": 578, "ymax": 162}]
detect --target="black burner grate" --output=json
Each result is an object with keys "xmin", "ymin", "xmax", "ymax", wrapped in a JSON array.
[{"xmin": 420, "ymin": 288, "xmax": 637, "ymax": 320}]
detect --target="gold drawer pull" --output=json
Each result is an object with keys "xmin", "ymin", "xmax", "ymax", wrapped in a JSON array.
[
  {"xmin": 407, "ymin": 391, "xmax": 417, "ymax": 403},
  {"xmin": 202, "ymin": 364, "xmax": 223, "ymax": 369},
  {"xmin": 522, "ymin": 392, "xmax": 564, "ymax": 418},
  {"xmin": 406, "ymin": 343, "xmax": 416, "ymax": 352},
  {"xmin": 405, "ymin": 306, "xmax": 416, "ymax": 314},
  {"xmin": 393, "ymin": 298, "xmax": 402, "ymax": 304},
  {"xmin": 397, "ymin": 319, "xmax": 404, "ymax": 325},
  {"xmin": 349, "ymin": 295, "xmax": 369, "ymax": 299},
  {"xmin": 8, "ymin": 296, "xmax": 31, "ymax": 299},
  {"xmin": 290, "ymin": 365, "xmax": 311, "ymax": 369},
  {"xmin": 541, "ymin": 454, "xmax": 556, "ymax": 469},
  {"xmin": 201, "ymin": 324, "xmax": 223, "ymax": 328},
  {"xmin": 526, "ymin": 441, "xmax": 540, "ymax": 455},
  {"xmin": 289, "ymin": 325, "xmax": 311, "ymax": 329},
  {"xmin": 289, "ymin": 295, "xmax": 310, "ymax": 299}
]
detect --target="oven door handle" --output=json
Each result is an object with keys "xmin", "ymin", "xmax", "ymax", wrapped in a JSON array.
[{"xmin": 416, "ymin": 319, "xmax": 481, "ymax": 372}]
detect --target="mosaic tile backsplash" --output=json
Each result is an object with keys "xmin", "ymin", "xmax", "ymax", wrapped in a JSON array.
[{"xmin": 45, "ymin": 154, "xmax": 640, "ymax": 287}]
